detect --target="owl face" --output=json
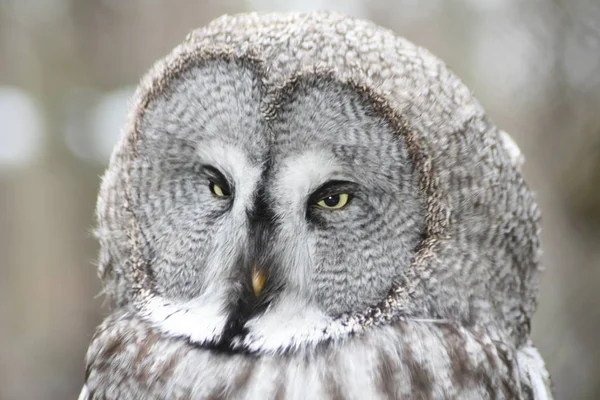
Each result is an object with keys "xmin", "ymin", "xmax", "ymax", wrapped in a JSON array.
[{"xmin": 125, "ymin": 59, "xmax": 423, "ymax": 347}]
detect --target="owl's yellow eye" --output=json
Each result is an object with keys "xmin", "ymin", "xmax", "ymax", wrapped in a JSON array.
[
  {"xmin": 209, "ymin": 181, "xmax": 229, "ymax": 197},
  {"xmin": 316, "ymin": 193, "xmax": 350, "ymax": 210}
]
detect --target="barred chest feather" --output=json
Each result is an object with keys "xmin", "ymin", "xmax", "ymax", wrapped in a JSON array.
[{"xmin": 81, "ymin": 311, "xmax": 551, "ymax": 400}]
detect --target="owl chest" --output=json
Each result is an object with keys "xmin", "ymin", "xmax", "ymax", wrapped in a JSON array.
[{"xmin": 84, "ymin": 318, "xmax": 534, "ymax": 400}]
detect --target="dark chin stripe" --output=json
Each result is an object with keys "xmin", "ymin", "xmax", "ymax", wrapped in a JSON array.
[
  {"xmin": 204, "ymin": 272, "xmax": 285, "ymax": 354},
  {"xmin": 203, "ymin": 173, "xmax": 285, "ymax": 354}
]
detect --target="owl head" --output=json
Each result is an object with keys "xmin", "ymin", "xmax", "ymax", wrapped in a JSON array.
[{"xmin": 95, "ymin": 12, "xmax": 542, "ymax": 353}]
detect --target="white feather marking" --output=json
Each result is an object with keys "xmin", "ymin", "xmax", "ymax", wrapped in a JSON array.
[
  {"xmin": 271, "ymin": 150, "xmax": 349, "ymax": 293},
  {"xmin": 142, "ymin": 293, "xmax": 229, "ymax": 344},
  {"xmin": 236, "ymin": 295, "xmax": 332, "ymax": 353},
  {"xmin": 77, "ymin": 385, "xmax": 89, "ymax": 400},
  {"xmin": 273, "ymin": 150, "xmax": 346, "ymax": 217},
  {"xmin": 517, "ymin": 345, "xmax": 553, "ymax": 400},
  {"xmin": 191, "ymin": 140, "xmax": 260, "ymax": 294},
  {"xmin": 196, "ymin": 140, "xmax": 263, "ymax": 211},
  {"xmin": 499, "ymin": 130, "xmax": 525, "ymax": 167}
]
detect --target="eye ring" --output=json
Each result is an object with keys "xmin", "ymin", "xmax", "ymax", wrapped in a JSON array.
[
  {"xmin": 316, "ymin": 193, "xmax": 350, "ymax": 210},
  {"xmin": 209, "ymin": 181, "xmax": 230, "ymax": 198}
]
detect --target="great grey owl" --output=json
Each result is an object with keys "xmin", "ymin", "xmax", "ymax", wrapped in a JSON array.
[{"xmin": 80, "ymin": 11, "xmax": 552, "ymax": 399}]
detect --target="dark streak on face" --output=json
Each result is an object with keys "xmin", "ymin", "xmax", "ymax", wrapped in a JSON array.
[{"xmin": 212, "ymin": 170, "xmax": 286, "ymax": 352}]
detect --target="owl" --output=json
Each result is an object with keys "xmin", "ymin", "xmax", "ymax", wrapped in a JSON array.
[{"xmin": 80, "ymin": 11, "xmax": 552, "ymax": 399}]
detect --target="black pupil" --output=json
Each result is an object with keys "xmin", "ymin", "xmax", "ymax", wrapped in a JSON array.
[{"xmin": 323, "ymin": 194, "xmax": 340, "ymax": 207}]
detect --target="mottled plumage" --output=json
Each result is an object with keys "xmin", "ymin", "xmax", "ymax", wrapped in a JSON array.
[{"xmin": 81, "ymin": 11, "xmax": 552, "ymax": 399}]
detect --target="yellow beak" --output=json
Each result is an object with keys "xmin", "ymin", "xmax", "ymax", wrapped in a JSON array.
[{"xmin": 251, "ymin": 265, "xmax": 266, "ymax": 297}]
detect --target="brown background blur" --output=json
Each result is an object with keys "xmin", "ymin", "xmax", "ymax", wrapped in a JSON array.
[{"xmin": 0, "ymin": 0, "xmax": 599, "ymax": 399}]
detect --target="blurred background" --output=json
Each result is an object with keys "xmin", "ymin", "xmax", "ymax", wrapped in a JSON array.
[{"xmin": 0, "ymin": 0, "xmax": 599, "ymax": 398}]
